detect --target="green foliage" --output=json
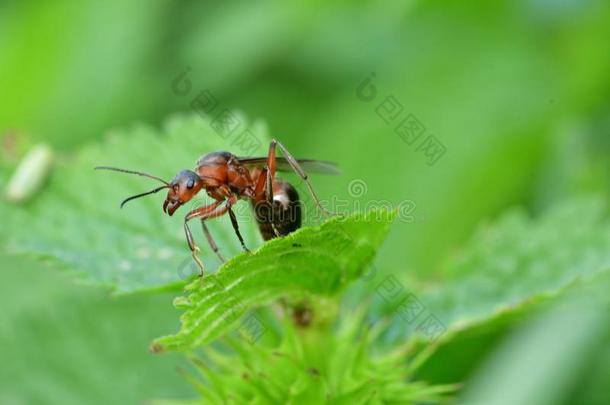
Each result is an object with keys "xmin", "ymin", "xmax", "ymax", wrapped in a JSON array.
[
  {"xmin": 179, "ymin": 313, "xmax": 456, "ymax": 404},
  {"xmin": 3, "ymin": 1, "xmax": 610, "ymax": 402},
  {"xmin": 1, "ymin": 114, "xmax": 267, "ymax": 293},
  {"xmin": 153, "ymin": 209, "xmax": 396, "ymax": 352}
]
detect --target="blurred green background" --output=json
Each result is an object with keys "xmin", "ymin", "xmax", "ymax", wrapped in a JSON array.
[{"xmin": 1, "ymin": 0, "xmax": 609, "ymax": 403}]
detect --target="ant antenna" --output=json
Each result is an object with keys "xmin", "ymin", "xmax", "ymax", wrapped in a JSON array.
[
  {"xmin": 120, "ymin": 185, "xmax": 168, "ymax": 208},
  {"xmin": 94, "ymin": 166, "xmax": 170, "ymax": 186}
]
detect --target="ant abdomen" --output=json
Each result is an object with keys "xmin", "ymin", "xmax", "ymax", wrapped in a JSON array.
[{"xmin": 252, "ymin": 179, "xmax": 302, "ymax": 241}]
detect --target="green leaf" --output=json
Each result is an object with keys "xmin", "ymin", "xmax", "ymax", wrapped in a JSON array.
[
  {"xmin": 152, "ymin": 209, "xmax": 396, "ymax": 352},
  {"xmin": 1, "ymin": 113, "xmax": 269, "ymax": 293}
]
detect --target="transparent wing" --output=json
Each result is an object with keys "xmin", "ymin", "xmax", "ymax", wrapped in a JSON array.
[{"xmin": 237, "ymin": 157, "xmax": 340, "ymax": 175}]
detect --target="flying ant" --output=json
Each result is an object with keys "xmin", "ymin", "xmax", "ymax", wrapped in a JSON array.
[{"xmin": 96, "ymin": 139, "xmax": 339, "ymax": 274}]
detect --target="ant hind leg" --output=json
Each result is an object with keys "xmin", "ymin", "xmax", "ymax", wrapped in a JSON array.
[{"xmin": 269, "ymin": 139, "xmax": 332, "ymax": 216}]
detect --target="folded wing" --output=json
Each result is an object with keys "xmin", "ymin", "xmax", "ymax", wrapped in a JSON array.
[{"xmin": 237, "ymin": 157, "xmax": 340, "ymax": 175}]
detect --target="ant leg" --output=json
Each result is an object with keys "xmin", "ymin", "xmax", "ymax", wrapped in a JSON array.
[
  {"xmin": 227, "ymin": 205, "xmax": 250, "ymax": 252},
  {"xmin": 265, "ymin": 165, "xmax": 281, "ymax": 237},
  {"xmin": 201, "ymin": 220, "xmax": 226, "ymax": 262},
  {"xmin": 268, "ymin": 139, "xmax": 332, "ymax": 216},
  {"xmin": 253, "ymin": 166, "xmax": 280, "ymax": 237},
  {"xmin": 184, "ymin": 201, "xmax": 225, "ymax": 276},
  {"xmin": 184, "ymin": 222, "xmax": 205, "ymax": 275}
]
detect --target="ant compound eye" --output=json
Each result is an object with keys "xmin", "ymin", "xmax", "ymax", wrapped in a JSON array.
[{"xmin": 186, "ymin": 179, "xmax": 195, "ymax": 189}]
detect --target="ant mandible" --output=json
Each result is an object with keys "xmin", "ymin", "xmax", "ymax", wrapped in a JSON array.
[{"xmin": 96, "ymin": 139, "xmax": 339, "ymax": 274}]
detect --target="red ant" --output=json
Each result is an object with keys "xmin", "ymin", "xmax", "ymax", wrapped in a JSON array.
[{"xmin": 96, "ymin": 140, "xmax": 338, "ymax": 274}]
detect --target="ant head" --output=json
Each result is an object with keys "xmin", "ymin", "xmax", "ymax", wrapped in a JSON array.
[
  {"xmin": 95, "ymin": 166, "xmax": 205, "ymax": 214},
  {"xmin": 163, "ymin": 170, "xmax": 204, "ymax": 216}
]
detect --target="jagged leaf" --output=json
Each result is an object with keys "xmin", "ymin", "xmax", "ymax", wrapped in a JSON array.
[{"xmin": 152, "ymin": 209, "xmax": 396, "ymax": 352}]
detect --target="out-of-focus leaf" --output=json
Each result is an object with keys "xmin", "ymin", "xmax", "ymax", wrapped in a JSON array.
[
  {"xmin": 0, "ymin": 0, "xmax": 170, "ymax": 148},
  {"xmin": 0, "ymin": 254, "xmax": 192, "ymax": 404},
  {"xmin": 459, "ymin": 272, "xmax": 610, "ymax": 405},
  {"xmin": 426, "ymin": 196, "xmax": 610, "ymax": 334},
  {"xmin": 152, "ymin": 209, "xmax": 396, "ymax": 352}
]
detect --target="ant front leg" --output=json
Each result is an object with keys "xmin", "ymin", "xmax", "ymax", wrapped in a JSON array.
[
  {"xmin": 267, "ymin": 139, "xmax": 332, "ymax": 216},
  {"xmin": 184, "ymin": 200, "xmax": 225, "ymax": 276}
]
